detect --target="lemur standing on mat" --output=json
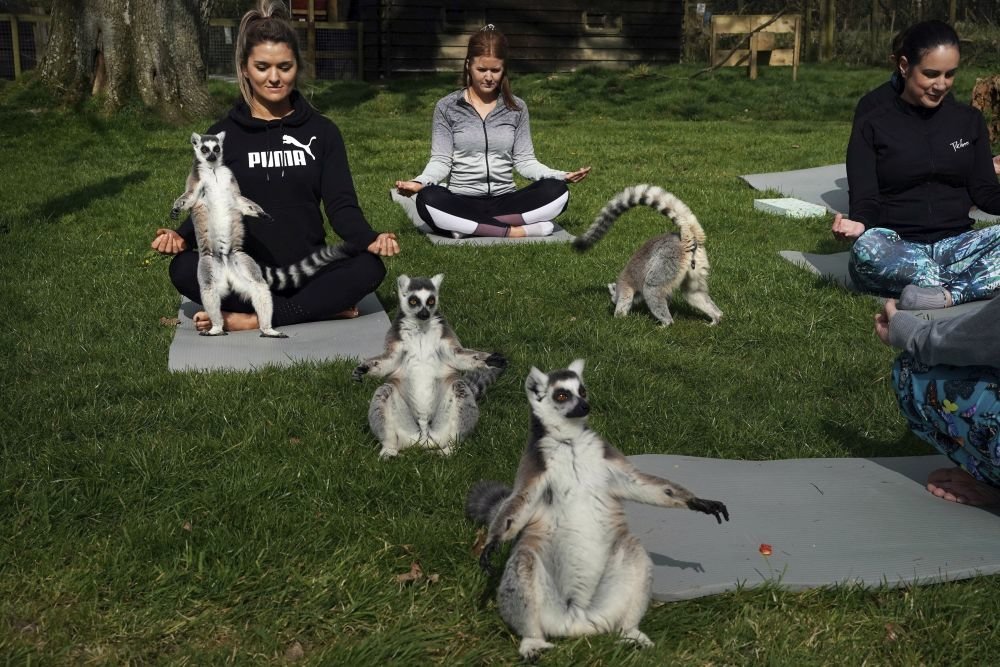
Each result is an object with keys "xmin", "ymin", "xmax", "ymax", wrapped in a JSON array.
[
  {"xmin": 573, "ymin": 184, "xmax": 724, "ymax": 327},
  {"xmin": 353, "ymin": 274, "xmax": 507, "ymax": 458},
  {"xmin": 172, "ymin": 132, "xmax": 350, "ymax": 337},
  {"xmin": 467, "ymin": 359, "xmax": 729, "ymax": 660}
]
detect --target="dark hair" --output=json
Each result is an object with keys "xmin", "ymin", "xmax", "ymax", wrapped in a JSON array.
[
  {"xmin": 889, "ymin": 27, "xmax": 909, "ymax": 65},
  {"xmin": 463, "ymin": 25, "xmax": 519, "ymax": 111},
  {"xmin": 898, "ymin": 20, "xmax": 960, "ymax": 73},
  {"xmin": 235, "ymin": 0, "xmax": 303, "ymax": 108}
]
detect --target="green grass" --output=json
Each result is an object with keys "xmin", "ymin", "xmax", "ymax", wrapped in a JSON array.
[{"xmin": 2, "ymin": 63, "xmax": 999, "ymax": 664}]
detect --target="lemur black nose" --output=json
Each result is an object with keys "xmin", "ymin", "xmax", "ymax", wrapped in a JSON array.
[
  {"xmin": 207, "ymin": 154, "xmax": 218, "ymax": 162},
  {"xmin": 417, "ymin": 309, "xmax": 430, "ymax": 320},
  {"xmin": 567, "ymin": 400, "xmax": 590, "ymax": 418}
]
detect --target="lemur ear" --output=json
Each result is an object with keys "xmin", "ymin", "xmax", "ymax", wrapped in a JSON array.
[
  {"xmin": 396, "ymin": 274, "xmax": 410, "ymax": 294},
  {"xmin": 431, "ymin": 273, "xmax": 444, "ymax": 290},
  {"xmin": 568, "ymin": 359, "xmax": 586, "ymax": 377},
  {"xmin": 190, "ymin": 132, "xmax": 200, "ymax": 146},
  {"xmin": 525, "ymin": 367, "xmax": 548, "ymax": 399},
  {"xmin": 216, "ymin": 130, "xmax": 226, "ymax": 144}
]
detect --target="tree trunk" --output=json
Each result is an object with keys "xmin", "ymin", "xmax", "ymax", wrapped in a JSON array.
[
  {"xmin": 40, "ymin": 0, "xmax": 215, "ymax": 121},
  {"xmin": 819, "ymin": 0, "xmax": 836, "ymax": 62},
  {"xmin": 971, "ymin": 76, "xmax": 1000, "ymax": 145}
]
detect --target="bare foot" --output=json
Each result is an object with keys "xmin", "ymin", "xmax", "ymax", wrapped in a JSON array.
[
  {"xmin": 193, "ymin": 311, "xmax": 259, "ymax": 332},
  {"xmin": 926, "ymin": 467, "xmax": 1000, "ymax": 506},
  {"xmin": 507, "ymin": 226, "xmax": 526, "ymax": 238},
  {"xmin": 334, "ymin": 305, "xmax": 360, "ymax": 319}
]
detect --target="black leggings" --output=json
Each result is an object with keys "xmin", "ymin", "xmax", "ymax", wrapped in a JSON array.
[
  {"xmin": 169, "ymin": 250, "xmax": 386, "ymax": 327},
  {"xmin": 415, "ymin": 178, "xmax": 569, "ymax": 237}
]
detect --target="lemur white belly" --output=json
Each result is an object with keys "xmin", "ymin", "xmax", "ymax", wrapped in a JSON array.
[
  {"xmin": 396, "ymin": 324, "xmax": 452, "ymax": 426},
  {"xmin": 535, "ymin": 434, "xmax": 624, "ymax": 605},
  {"xmin": 200, "ymin": 168, "xmax": 239, "ymax": 259}
]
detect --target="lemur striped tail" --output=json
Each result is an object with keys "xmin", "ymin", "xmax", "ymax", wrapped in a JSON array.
[
  {"xmin": 261, "ymin": 244, "xmax": 351, "ymax": 290},
  {"xmin": 571, "ymin": 184, "xmax": 707, "ymax": 253},
  {"xmin": 466, "ymin": 480, "xmax": 512, "ymax": 525},
  {"xmin": 463, "ymin": 366, "xmax": 505, "ymax": 401}
]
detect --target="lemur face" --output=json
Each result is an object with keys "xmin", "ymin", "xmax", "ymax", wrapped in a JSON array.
[
  {"xmin": 396, "ymin": 273, "xmax": 444, "ymax": 321},
  {"xmin": 190, "ymin": 131, "xmax": 226, "ymax": 165},
  {"xmin": 526, "ymin": 359, "xmax": 590, "ymax": 422}
]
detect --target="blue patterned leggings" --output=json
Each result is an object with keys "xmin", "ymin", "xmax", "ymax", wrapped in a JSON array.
[
  {"xmin": 892, "ymin": 354, "xmax": 1000, "ymax": 488},
  {"xmin": 849, "ymin": 226, "xmax": 1000, "ymax": 303}
]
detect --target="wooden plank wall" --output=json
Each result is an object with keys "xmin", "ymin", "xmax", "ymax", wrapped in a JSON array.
[{"xmin": 357, "ymin": 0, "xmax": 683, "ymax": 79}]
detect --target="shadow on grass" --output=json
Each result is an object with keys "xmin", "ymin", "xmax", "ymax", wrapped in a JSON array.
[
  {"xmin": 821, "ymin": 418, "xmax": 921, "ymax": 459},
  {"xmin": 36, "ymin": 170, "xmax": 151, "ymax": 222}
]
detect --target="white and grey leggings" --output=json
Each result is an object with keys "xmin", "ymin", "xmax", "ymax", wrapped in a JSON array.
[{"xmin": 415, "ymin": 179, "xmax": 569, "ymax": 238}]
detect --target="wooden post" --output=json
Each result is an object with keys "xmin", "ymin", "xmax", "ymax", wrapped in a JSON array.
[
  {"xmin": 948, "ymin": 0, "xmax": 957, "ymax": 24},
  {"xmin": 819, "ymin": 0, "xmax": 835, "ymax": 62},
  {"xmin": 749, "ymin": 29, "xmax": 758, "ymax": 80},
  {"xmin": 306, "ymin": 0, "xmax": 317, "ymax": 79},
  {"xmin": 10, "ymin": 15, "xmax": 21, "ymax": 79},
  {"xmin": 792, "ymin": 15, "xmax": 801, "ymax": 82}
]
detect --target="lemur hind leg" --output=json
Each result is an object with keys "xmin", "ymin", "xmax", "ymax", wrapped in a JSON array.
[
  {"xmin": 584, "ymin": 535, "xmax": 654, "ymax": 648},
  {"xmin": 369, "ymin": 383, "xmax": 421, "ymax": 459},
  {"xmin": 643, "ymin": 285, "xmax": 676, "ymax": 327},
  {"xmin": 497, "ymin": 546, "xmax": 557, "ymax": 661},
  {"xmin": 197, "ymin": 255, "xmax": 228, "ymax": 336},
  {"xmin": 426, "ymin": 379, "xmax": 479, "ymax": 456},
  {"xmin": 682, "ymin": 271, "xmax": 723, "ymax": 325},
  {"xmin": 231, "ymin": 251, "xmax": 286, "ymax": 338}
]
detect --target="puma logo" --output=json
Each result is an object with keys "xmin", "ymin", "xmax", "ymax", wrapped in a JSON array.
[{"xmin": 282, "ymin": 135, "xmax": 317, "ymax": 160}]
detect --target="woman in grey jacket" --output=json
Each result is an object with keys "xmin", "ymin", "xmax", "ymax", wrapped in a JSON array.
[
  {"xmin": 394, "ymin": 25, "xmax": 590, "ymax": 238},
  {"xmin": 877, "ymin": 297, "xmax": 1000, "ymax": 506}
]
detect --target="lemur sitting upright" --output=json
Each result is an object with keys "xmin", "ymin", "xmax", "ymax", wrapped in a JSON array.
[
  {"xmin": 467, "ymin": 360, "xmax": 729, "ymax": 660},
  {"xmin": 171, "ymin": 132, "xmax": 350, "ymax": 337},
  {"xmin": 352, "ymin": 274, "xmax": 507, "ymax": 458}
]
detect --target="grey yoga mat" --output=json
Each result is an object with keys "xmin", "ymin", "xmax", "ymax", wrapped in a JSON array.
[
  {"xmin": 778, "ymin": 250, "xmax": 989, "ymax": 321},
  {"xmin": 625, "ymin": 454, "xmax": 1000, "ymax": 602},
  {"xmin": 389, "ymin": 189, "xmax": 574, "ymax": 246},
  {"xmin": 742, "ymin": 163, "xmax": 1000, "ymax": 222},
  {"xmin": 167, "ymin": 292, "xmax": 390, "ymax": 372}
]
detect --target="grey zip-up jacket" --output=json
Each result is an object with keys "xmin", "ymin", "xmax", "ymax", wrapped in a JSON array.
[
  {"xmin": 889, "ymin": 296, "xmax": 1000, "ymax": 368},
  {"xmin": 413, "ymin": 89, "xmax": 565, "ymax": 196}
]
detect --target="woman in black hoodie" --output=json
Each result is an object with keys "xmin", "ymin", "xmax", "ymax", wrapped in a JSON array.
[
  {"xmin": 152, "ymin": 0, "xmax": 398, "ymax": 332},
  {"xmin": 834, "ymin": 21, "xmax": 1000, "ymax": 311}
]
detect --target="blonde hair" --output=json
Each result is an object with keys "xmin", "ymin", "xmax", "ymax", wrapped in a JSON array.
[{"xmin": 235, "ymin": 0, "xmax": 302, "ymax": 108}]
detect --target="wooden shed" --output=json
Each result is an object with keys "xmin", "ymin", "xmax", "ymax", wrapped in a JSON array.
[{"xmin": 355, "ymin": 0, "xmax": 683, "ymax": 79}]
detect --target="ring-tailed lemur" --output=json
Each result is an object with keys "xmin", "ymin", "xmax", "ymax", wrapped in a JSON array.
[
  {"xmin": 171, "ymin": 132, "xmax": 350, "ymax": 336},
  {"xmin": 572, "ymin": 184, "xmax": 723, "ymax": 327},
  {"xmin": 353, "ymin": 274, "xmax": 507, "ymax": 459},
  {"xmin": 467, "ymin": 359, "xmax": 729, "ymax": 660}
]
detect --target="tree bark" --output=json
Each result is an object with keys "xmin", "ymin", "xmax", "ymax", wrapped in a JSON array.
[
  {"xmin": 971, "ymin": 76, "xmax": 1000, "ymax": 145},
  {"xmin": 40, "ymin": 0, "xmax": 216, "ymax": 121}
]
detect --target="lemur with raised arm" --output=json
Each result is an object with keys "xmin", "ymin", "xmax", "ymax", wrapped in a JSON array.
[
  {"xmin": 353, "ymin": 274, "xmax": 507, "ymax": 458},
  {"xmin": 467, "ymin": 359, "xmax": 729, "ymax": 660},
  {"xmin": 572, "ymin": 184, "xmax": 723, "ymax": 327},
  {"xmin": 171, "ymin": 132, "xmax": 350, "ymax": 337}
]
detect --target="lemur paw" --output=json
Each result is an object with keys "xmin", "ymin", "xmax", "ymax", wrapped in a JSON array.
[
  {"xmin": 352, "ymin": 364, "xmax": 370, "ymax": 382},
  {"xmin": 687, "ymin": 497, "xmax": 729, "ymax": 523},
  {"xmin": 485, "ymin": 352, "xmax": 508, "ymax": 370},
  {"xmin": 518, "ymin": 638, "xmax": 554, "ymax": 661},
  {"xmin": 170, "ymin": 207, "xmax": 181, "ymax": 220},
  {"xmin": 479, "ymin": 539, "xmax": 500, "ymax": 575}
]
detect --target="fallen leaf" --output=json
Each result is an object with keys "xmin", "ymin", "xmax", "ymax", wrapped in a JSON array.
[
  {"xmin": 159, "ymin": 316, "xmax": 180, "ymax": 327},
  {"xmin": 395, "ymin": 561, "xmax": 423, "ymax": 584},
  {"xmin": 471, "ymin": 527, "xmax": 488, "ymax": 557},
  {"xmin": 884, "ymin": 622, "xmax": 903, "ymax": 643},
  {"xmin": 182, "ymin": 521, "xmax": 192, "ymax": 532},
  {"xmin": 792, "ymin": 143, "xmax": 800, "ymax": 148},
  {"xmin": 427, "ymin": 573, "xmax": 440, "ymax": 584},
  {"xmin": 759, "ymin": 543, "xmax": 772, "ymax": 556},
  {"xmin": 285, "ymin": 640, "xmax": 305, "ymax": 661},
  {"xmin": 289, "ymin": 437, "xmax": 301, "ymax": 445}
]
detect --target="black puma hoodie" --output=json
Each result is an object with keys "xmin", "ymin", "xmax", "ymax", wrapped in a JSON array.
[{"xmin": 176, "ymin": 91, "xmax": 377, "ymax": 266}]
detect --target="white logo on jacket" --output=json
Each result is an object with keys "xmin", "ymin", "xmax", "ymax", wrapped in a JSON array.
[
  {"xmin": 283, "ymin": 135, "xmax": 317, "ymax": 160},
  {"xmin": 950, "ymin": 138, "xmax": 970, "ymax": 151}
]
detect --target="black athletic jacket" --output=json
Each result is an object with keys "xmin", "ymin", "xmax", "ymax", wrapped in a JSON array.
[
  {"xmin": 847, "ymin": 94, "xmax": 1000, "ymax": 243},
  {"xmin": 176, "ymin": 91, "xmax": 377, "ymax": 266}
]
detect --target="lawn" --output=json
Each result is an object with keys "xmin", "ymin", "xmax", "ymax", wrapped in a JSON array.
[{"xmin": 2, "ymin": 63, "xmax": 999, "ymax": 664}]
